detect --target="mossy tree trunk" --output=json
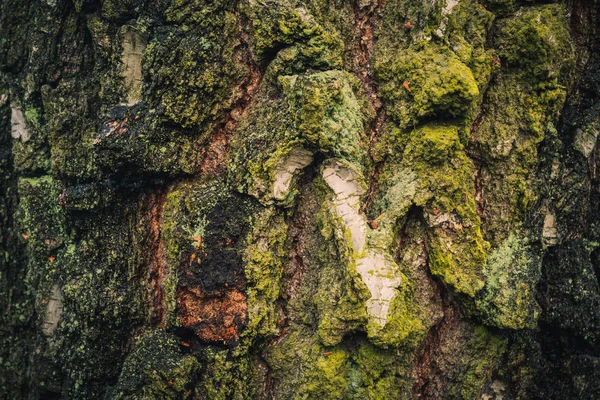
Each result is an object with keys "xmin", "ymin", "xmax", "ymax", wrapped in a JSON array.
[{"xmin": 1, "ymin": 0, "xmax": 600, "ymax": 398}]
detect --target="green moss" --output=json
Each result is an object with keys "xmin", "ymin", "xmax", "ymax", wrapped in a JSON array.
[
  {"xmin": 231, "ymin": 70, "xmax": 367, "ymax": 205},
  {"xmin": 91, "ymin": 105, "xmax": 205, "ymax": 178},
  {"xmin": 445, "ymin": 325, "xmax": 507, "ymax": 399},
  {"xmin": 11, "ymin": 103, "xmax": 50, "ymax": 174},
  {"xmin": 280, "ymin": 71, "xmax": 366, "ymax": 160},
  {"xmin": 195, "ymin": 346, "xmax": 260, "ymax": 399},
  {"xmin": 243, "ymin": 2, "xmax": 343, "ymax": 74},
  {"xmin": 42, "ymin": 80, "xmax": 99, "ymax": 181},
  {"xmin": 347, "ymin": 341, "xmax": 413, "ymax": 399},
  {"xmin": 375, "ymin": 0, "xmax": 443, "ymax": 51},
  {"xmin": 107, "ymin": 330, "xmax": 200, "ymax": 399},
  {"xmin": 266, "ymin": 326, "xmax": 418, "ymax": 399},
  {"xmin": 402, "ymin": 124, "xmax": 487, "ymax": 297},
  {"xmin": 311, "ymin": 179, "xmax": 370, "ymax": 346},
  {"xmin": 15, "ymin": 175, "xmax": 66, "ymax": 331},
  {"xmin": 265, "ymin": 326, "xmax": 351, "ymax": 399},
  {"xmin": 143, "ymin": 8, "xmax": 246, "ymax": 129},
  {"xmin": 101, "ymin": 0, "xmax": 142, "ymax": 21},
  {"xmin": 470, "ymin": 4, "xmax": 575, "ymax": 241},
  {"xmin": 23, "ymin": 106, "xmax": 40, "ymax": 129},
  {"xmin": 242, "ymin": 208, "xmax": 287, "ymax": 342},
  {"xmin": 495, "ymin": 5, "xmax": 574, "ymax": 81},
  {"xmin": 482, "ymin": 0, "xmax": 514, "ymax": 16},
  {"xmin": 368, "ymin": 284, "xmax": 427, "ymax": 348},
  {"xmin": 445, "ymin": 0, "xmax": 496, "ymax": 88},
  {"xmin": 16, "ymin": 176, "xmax": 65, "ymax": 263},
  {"xmin": 376, "ymin": 42, "xmax": 479, "ymax": 129},
  {"xmin": 162, "ymin": 179, "xmax": 260, "ymax": 329}
]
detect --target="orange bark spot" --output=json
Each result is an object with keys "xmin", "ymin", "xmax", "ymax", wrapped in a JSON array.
[{"xmin": 177, "ymin": 287, "xmax": 247, "ymax": 343}]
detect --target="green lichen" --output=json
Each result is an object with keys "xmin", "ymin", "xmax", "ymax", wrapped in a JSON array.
[{"xmin": 475, "ymin": 232, "xmax": 540, "ymax": 329}]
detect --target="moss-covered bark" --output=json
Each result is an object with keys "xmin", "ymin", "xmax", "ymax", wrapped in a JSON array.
[{"xmin": 2, "ymin": 0, "xmax": 600, "ymax": 398}]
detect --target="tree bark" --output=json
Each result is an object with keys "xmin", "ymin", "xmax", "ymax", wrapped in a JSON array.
[{"xmin": 1, "ymin": 0, "xmax": 600, "ymax": 398}]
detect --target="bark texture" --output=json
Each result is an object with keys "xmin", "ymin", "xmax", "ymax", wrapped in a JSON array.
[{"xmin": 1, "ymin": 0, "xmax": 600, "ymax": 398}]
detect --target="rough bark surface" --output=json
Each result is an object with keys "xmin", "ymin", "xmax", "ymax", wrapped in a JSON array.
[{"xmin": 1, "ymin": 0, "xmax": 600, "ymax": 399}]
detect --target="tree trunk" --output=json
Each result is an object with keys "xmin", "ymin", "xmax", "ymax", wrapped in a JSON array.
[{"xmin": 1, "ymin": 0, "xmax": 600, "ymax": 398}]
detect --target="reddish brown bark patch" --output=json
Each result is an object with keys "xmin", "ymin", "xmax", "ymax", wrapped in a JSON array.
[
  {"xmin": 177, "ymin": 286, "xmax": 247, "ymax": 343},
  {"xmin": 143, "ymin": 189, "xmax": 168, "ymax": 327}
]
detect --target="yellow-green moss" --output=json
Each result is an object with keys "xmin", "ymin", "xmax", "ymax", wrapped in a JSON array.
[
  {"xmin": 241, "ymin": 208, "xmax": 287, "ymax": 342},
  {"xmin": 376, "ymin": 42, "xmax": 479, "ymax": 129},
  {"xmin": 470, "ymin": 4, "xmax": 575, "ymax": 241},
  {"xmin": 244, "ymin": 2, "xmax": 343, "ymax": 74},
  {"xmin": 402, "ymin": 124, "xmax": 487, "ymax": 297},
  {"xmin": 446, "ymin": 325, "xmax": 507, "ymax": 399},
  {"xmin": 265, "ymin": 327, "xmax": 351, "ymax": 399},
  {"xmin": 495, "ymin": 4, "xmax": 574, "ymax": 81},
  {"xmin": 143, "ymin": 9, "xmax": 246, "ymax": 129}
]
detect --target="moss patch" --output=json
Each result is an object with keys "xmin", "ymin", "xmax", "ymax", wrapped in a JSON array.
[{"xmin": 107, "ymin": 330, "xmax": 199, "ymax": 399}]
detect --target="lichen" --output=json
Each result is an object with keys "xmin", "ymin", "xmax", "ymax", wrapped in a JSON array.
[
  {"xmin": 265, "ymin": 326, "xmax": 351, "ymax": 399},
  {"xmin": 475, "ymin": 232, "xmax": 540, "ymax": 329}
]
